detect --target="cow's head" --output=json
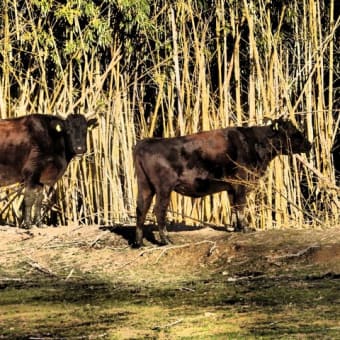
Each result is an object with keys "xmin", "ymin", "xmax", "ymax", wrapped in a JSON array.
[
  {"xmin": 268, "ymin": 117, "xmax": 312, "ymax": 155},
  {"xmin": 54, "ymin": 114, "xmax": 98, "ymax": 156}
]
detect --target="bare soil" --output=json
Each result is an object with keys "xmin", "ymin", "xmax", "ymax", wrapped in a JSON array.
[{"xmin": 0, "ymin": 224, "xmax": 339, "ymax": 339}]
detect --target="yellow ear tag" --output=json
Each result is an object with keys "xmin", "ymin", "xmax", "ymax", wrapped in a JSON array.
[
  {"xmin": 55, "ymin": 124, "xmax": 63, "ymax": 132},
  {"xmin": 273, "ymin": 122, "xmax": 279, "ymax": 131}
]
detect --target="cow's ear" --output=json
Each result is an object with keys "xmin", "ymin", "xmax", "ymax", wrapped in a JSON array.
[{"xmin": 87, "ymin": 118, "xmax": 98, "ymax": 130}]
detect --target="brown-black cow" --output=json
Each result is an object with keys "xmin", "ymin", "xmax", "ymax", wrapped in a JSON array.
[
  {"xmin": 0, "ymin": 114, "xmax": 97, "ymax": 228},
  {"xmin": 133, "ymin": 117, "xmax": 311, "ymax": 247}
]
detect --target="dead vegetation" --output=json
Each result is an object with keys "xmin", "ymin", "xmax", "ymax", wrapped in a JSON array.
[{"xmin": 1, "ymin": 224, "xmax": 340, "ymax": 278}]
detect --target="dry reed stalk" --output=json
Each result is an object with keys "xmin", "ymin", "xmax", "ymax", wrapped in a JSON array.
[{"xmin": 0, "ymin": 0, "xmax": 338, "ymax": 230}]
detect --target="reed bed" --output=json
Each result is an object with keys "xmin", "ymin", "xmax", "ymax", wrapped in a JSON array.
[{"xmin": 0, "ymin": 0, "xmax": 339, "ymax": 229}]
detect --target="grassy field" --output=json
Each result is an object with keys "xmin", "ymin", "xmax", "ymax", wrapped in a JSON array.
[{"xmin": 0, "ymin": 225, "xmax": 339, "ymax": 339}]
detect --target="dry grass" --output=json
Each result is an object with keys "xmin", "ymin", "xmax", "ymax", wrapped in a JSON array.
[{"xmin": 0, "ymin": 0, "xmax": 339, "ymax": 229}]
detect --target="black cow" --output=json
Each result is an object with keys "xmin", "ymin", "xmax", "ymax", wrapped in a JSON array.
[
  {"xmin": 332, "ymin": 132, "xmax": 340, "ymax": 185},
  {"xmin": 133, "ymin": 117, "xmax": 312, "ymax": 247},
  {"xmin": 0, "ymin": 114, "xmax": 97, "ymax": 228}
]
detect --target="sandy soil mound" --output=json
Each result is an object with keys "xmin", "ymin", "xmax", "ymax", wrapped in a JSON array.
[{"xmin": 1, "ymin": 224, "xmax": 339, "ymax": 281}]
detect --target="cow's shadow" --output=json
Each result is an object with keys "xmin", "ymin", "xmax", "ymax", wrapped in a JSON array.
[{"xmin": 100, "ymin": 223, "xmax": 227, "ymax": 247}]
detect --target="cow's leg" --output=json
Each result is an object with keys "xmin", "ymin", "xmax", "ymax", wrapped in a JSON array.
[
  {"xmin": 235, "ymin": 206, "xmax": 247, "ymax": 231},
  {"xmin": 228, "ymin": 185, "xmax": 249, "ymax": 232},
  {"xmin": 33, "ymin": 189, "xmax": 44, "ymax": 226},
  {"xmin": 136, "ymin": 189, "xmax": 154, "ymax": 247},
  {"xmin": 22, "ymin": 166, "xmax": 43, "ymax": 229},
  {"xmin": 154, "ymin": 190, "xmax": 171, "ymax": 245},
  {"xmin": 194, "ymin": 179, "xmax": 247, "ymax": 231},
  {"xmin": 230, "ymin": 205, "xmax": 247, "ymax": 231},
  {"xmin": 23, "ymin": 186, "xmax": 42, "ymax": 229}
]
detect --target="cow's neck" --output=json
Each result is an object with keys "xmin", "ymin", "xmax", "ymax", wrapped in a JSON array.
[
  {"xmin": 243, "ymin": 126, "xmax": 278, "ymax": 164},
  {"xmin": 254, "ymin": 141, "xmax": 277, "ymax": 163}
]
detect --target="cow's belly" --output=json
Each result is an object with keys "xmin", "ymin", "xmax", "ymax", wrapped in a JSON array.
[
  {"xmin": 174, "ymin": 170, "xmax": 207, "ymax": 197},
  {"xmin": 174, "ymin": 175, "xmax": 232, "ymax": 198},
  {"xmin": 174, "ymin": 182, "xmax": 204, "ymax": 197},
  {"xmin": 0, "ymin": 165, "xmax": 22, "ymax": 186},
  {"xmin": 40, "ymin": 160, "xmax": 68, "ymax": 186}
]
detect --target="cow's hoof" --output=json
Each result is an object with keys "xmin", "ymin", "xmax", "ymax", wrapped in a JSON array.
[
  {"xmin": 21, "ymin": 223, "xmax": 32, "ymax": 230},
  {"xmin": 36, "ymin": 223, "xmax": 48, "ymax": 228},
  {"xmin": 159, "ymin": 237, "xmax": 172, "ymax": 246},
  {"xmin": 132, "ymin": 241, "xmax": 144, "ymax": 248},
  {"xmin": 243, "ymin": 226, "xmax": 256, "ymax": 233},
  {"xmin": 234, "ymin": 226, "xmax": 255, "ymax": 233},
  {"xmin": 225, "ymin": 226, "xmax": 236, "ymax": 232}
]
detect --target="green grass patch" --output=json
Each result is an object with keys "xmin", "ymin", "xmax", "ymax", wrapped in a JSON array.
[{"xmin": 0, "ymin": 270, "xmax": 339, "ymax": 339}]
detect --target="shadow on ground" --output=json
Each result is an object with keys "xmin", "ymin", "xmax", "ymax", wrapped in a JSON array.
[{"xmin": 100, "ymin": 223, "xmax": 229, "ymax": 246}]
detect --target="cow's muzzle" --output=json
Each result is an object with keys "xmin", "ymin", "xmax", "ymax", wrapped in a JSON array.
[{"xmin": 74, "ymin": 145, "xmax": 87, "ymax": 155}]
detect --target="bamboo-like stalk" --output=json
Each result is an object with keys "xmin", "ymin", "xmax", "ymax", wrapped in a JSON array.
[
  {"xmin": 2, "ymin": 0, "xmax": 10, "ymax": 118},
  {"xmin": 0, "ymin": 0, "xmax": 338, "ymax": 230}
]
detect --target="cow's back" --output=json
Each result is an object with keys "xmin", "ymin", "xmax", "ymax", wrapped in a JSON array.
[
  {"xmin": 0, "ymin": 115, "xmax": 66, "ymax": 186},
  {"xmin": 0, "ymin": 117, "xmax": 32, "ymax": 185},
  {"xmin": 134, "ymin": 128, "xmax": 242, "ymax": 173}
]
